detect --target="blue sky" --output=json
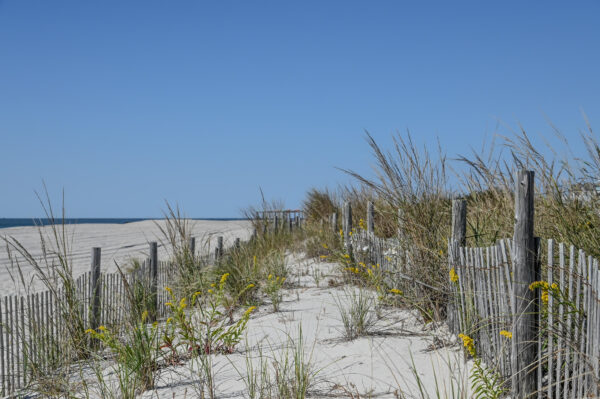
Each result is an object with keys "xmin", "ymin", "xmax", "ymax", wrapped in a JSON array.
[{"xmin": 1, "ymin": 1, "xmax": 599, "ymax": 217}]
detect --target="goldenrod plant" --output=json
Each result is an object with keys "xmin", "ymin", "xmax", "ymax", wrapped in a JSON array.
[{"xmin": 86, "ymin": 310, "xmax": 160, "ymax": 397}]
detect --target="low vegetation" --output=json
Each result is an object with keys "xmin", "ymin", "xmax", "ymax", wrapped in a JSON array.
[{"xmin": 4, "ymin": 122, "xmax": 600, "ymax": 397}]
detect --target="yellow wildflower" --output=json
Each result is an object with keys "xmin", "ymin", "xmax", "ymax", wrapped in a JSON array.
[
  {"xmin": 141, "ymin": 311, "xmax": 148, "ymax": 322},
  {"xmin": 208, "ymin": 289, "xmax": 214, "ymax": 294},
  {"xmin": 166, "ymin": 317, "xmax": 173, "ymax": 324},
  {"xmin": 390, "ymin": 288, "xmax": 403, "ymax": 295},
  {"xmin": 458, "ymin": 333, "xmax": 476, "ymax": 356},
  {"xmin": 98, "ymin": 325, "xmax": 107, "ymax": 331},
  {"xmin": 179, "ymin": 297, "xmax": 187, "ymax": 309},
  {"xmin": 322, "ymin": 243, "xmax": 328, "ymax": 249},
  {"xmin": 246, "ymin": 283, "xmax": 255, "ymax": 289},
  {"xmin": 320, "ymin": 255, "xmax": 328, "ymax": 259},
  {"xmin": 165, "ymin": 286, "xmax": 173, "ymax": 295},
  {"xmin": 343, "ymin": 254, "xmax": 350, "ymax": 259},
  {"xmin": 449, "ymin": 267, "xmax": 459, "ymax": 283},
  {"xmin": 165, "ymin": 302, "xmax": 173, "ymax": 307},
  {"xmin": 220, "ymin": 273, "xmax": 230, "ymax": 284},
  {"xmin": 529, "ymin": 281, "xmax": 549, "ymax": 291},
  {"xmin": 244, "ymin": 306, "xmax": 257, "ymax": 316},
  {"xmin": 210, "ymin": 283, "xmax": 216, "ymax": 288},
  {"xmin": 85, "ymin": 329, "xmax": 95, "ymax": 334},
  {"xmin": 499, "ymin": 330, "xmax": 512, "ymax": 339},
  {"xmin": 268, "ymin": 274, "xmax": 273, "ymax": 280},
  {"xmin": 339, "ymin": 229, "xmax": 344, "ymax": 237}
]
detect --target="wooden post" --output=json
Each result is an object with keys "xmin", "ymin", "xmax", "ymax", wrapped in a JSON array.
[
  {"xmin": 274, "ymin": 215, "xmax": 279, "ymax": 233},
  {"xmin": 397, "ymin": 208, "xmax": 405, "ymax": 242},
  {"xmin": 449, "ymin": 199, "xmax": 467, "ymax": 334},
  {"xmin": 511, "ymin": 169, "xmax": 538, "ymax": 398},
  {"xmin": 235, "ymin": 237, "xmax": 241, "ymax": 249},
  {"xmin": 216, "ymin": 236, "xmax": 224, "ymax": 260},
  {"xmin": 344, "ymin": 201, "xmax": 353, "ymax": 257},
  {"xmin": 149, "ymin": 242, "xmax": 158, "ymax": 322},
  {"xmin": 367, "ymin": 201, "xmax": 375, "ymax": 235},
  {"xmin": 451, "ymin": 199, "xmax": 467, "ymax": 247},
  {"xmin": 189, "ymin": 237, "xmax": 196, "ymax": 259},
  {"xmin": 332, "ymin": 212, "xmax": 338, "ymax": 234},
  {"xmin": 90, "ymin": 247, "xmax": 102, "ymax": 334}
]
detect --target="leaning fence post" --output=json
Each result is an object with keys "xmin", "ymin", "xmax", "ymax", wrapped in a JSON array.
[
  {"xmin": 367, "ymin": 201, "xmax": 375, "ymax": 235},
  {"xmin": 149, "ymin": 242, "xmax": 158, "ymax": 321},
  {"xmin": 449, "ymin": 199, "xmax": 467, "ymax": 334},
  {"xmin": 235, "ymin": 237, "xmax": 241, "ymax": 248},
  {"xmin": 344, "ymin": 201, "xmax": 353, "ymax": 258},
  {"xmin": 90, "ymin": 247, "xmax": 102, "ymax": 337},
  {"xmin": 511, "ymin": 169, "xmax": 538, "ymax": 398}
]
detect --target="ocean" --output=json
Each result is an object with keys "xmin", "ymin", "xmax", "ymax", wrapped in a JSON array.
[{"xmin": 0, "ymin": 218, "xmax": 244, "ymax": 229}]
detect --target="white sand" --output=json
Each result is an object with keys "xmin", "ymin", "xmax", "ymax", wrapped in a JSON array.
[
  {"xmin": 0, "ymin": 219, "xmax": 252, "ymax": 295},
  {"xmin": 92, "ymin": 256, "xmax": 469, "ymax": 398}
]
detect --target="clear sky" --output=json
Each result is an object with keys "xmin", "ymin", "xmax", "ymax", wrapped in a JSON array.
[{"xmin": 1, "ymin": 1, "xmax": 599, "ymax": 218}]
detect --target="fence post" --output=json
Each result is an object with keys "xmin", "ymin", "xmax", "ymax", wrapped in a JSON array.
[
  {"xmin": 90, "ymin": 247, "xmax": 102, "ymax": 335},
  {"xmin": 511, "ymin": 169, "xmax": 538, "ymax": 398},
  {"xmin": 235, "ymin": 237, "xmax": 241, "ymax": 249},
  {"xmin": 397, "ymin": 208, "xmax": 404, "ymax": 241},
  {"xmin": 149, "ymin": 242, "xmax": 158, "ymax": 322},
  {"xmin": 344, "ymin": 201, "xmax": 353, "ymax": 258},
  {"xmin": 216, "ymin": 236, "xmax": 224, "ymax": 260},
  {"xmin": 332, "ymin": 212, "xmax": 338, "ymax": 234},
  {"xmin": 274, "ymin": 215, "xmax": 279, "ymax": 233},
  {"xmin": 451, "ymin": 199, "xmax": 467, "ymax": 247},
  {"xmin": 189, "ymin": 237, "xmax": 196, "ymax": 259},
  {"xmin": 367, "ymin": 201, "xmax": 375, "ymax": 235},
  {"xmin": 449, "ymin": 199, "xmax": 467, "ymax": 334}
]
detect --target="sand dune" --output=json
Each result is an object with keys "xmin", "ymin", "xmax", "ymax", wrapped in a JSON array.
[{"xmin": 0, "ymin": 219, "xmax": 252, "ymax": 295}]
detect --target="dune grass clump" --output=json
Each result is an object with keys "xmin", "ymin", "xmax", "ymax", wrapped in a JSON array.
[
  {"xmin": 333, "ymin": 286, "xmax": 379, "ymax": 340},
  {"xmin": 239, "ymin": 325, "xmax": 320, "ymax": 399}
]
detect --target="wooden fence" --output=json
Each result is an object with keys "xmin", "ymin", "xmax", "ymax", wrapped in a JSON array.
[
  {"xmin": 448, "ymin": 237, "xmax": 600, "ymax": 398},
  {"xmin": 331, "ymin": 172, "xmax": 600, "ymax": 398},
  {"xmin": 0, "ymin": 232, "xmax": 247, "ymax": 397}
]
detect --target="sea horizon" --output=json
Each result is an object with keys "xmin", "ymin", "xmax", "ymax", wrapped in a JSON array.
[{"xmin": 0, "ymin": 217, "xmax": 246, "ymax": 229}]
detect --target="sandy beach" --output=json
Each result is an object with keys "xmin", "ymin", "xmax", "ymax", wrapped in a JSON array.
[
  {"xmin": 0, "ymin": 219, "xmax": 253, "ymax": 295},
  {"xmin": 79, "ymin": 256, "xmax": 467, "ymax": 398}
]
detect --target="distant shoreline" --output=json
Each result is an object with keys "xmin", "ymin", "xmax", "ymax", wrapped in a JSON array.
[{"xmin": 0, "ymin": 217, "xmax": 246, "ymax": 229}]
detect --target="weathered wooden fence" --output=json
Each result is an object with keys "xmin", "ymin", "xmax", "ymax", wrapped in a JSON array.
[
  {"xmin": 256, "ymin": 210, "xmax": 304, "ymax": 233},
  {"xmin": 449, "ymin": 237, "xmax": 600, "ymax": 398},
  {"xmin": 0, "ymin": 230, "xmax": 257, "ymax": 397},
  {"xmin": 329, "ymin": 171, "xmax": 600, "ymax": 398}
]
